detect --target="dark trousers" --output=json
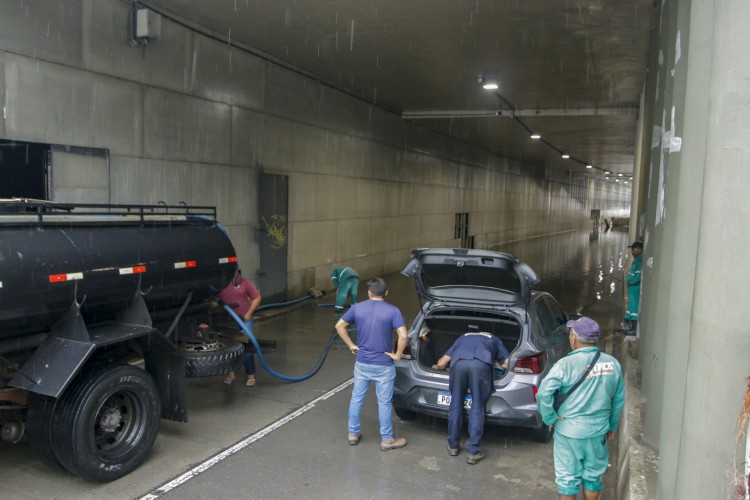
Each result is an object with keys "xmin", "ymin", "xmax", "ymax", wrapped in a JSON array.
[
  {"xmin": 447, "ymin": 359, "xmax": 492, "ymax": 454},
  {"xmin": 243, "ymin": 349, "xmax": 256, "ymax": 375}
]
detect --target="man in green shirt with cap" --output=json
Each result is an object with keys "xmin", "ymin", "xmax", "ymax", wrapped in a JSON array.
[{"xmin": 537, "ymin": 317, "xmax": 625, "ymax": 499}]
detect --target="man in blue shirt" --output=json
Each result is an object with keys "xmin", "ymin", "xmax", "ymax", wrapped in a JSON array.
[
  {"xmin": 334, "ymin": 277, "xmax": 409, "ymax": 451},
  {"xmin": 433, "ymin": 332, "xmax": 509, "ymax": 464},
  {"xmin": 537, "ymin": 317, "xmax": 625, "ymax": 499}
]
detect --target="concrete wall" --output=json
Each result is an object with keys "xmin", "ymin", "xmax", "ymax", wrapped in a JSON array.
[
  {"xmin": 636, "ymin": 0, "xmax": 750, "ymax": 497},
  {"xmin": 0, "ymin": 0, "xmax": 629, "ymax": 297}
]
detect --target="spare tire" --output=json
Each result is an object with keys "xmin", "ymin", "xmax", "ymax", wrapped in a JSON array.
[{"xmin": 183, "ymin": 337, "xmax": 245, "ymax": 378}]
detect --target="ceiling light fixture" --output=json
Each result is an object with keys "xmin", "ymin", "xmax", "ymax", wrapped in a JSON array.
[
  {"xmin": 475, "ymin": 81, "xmax": 600, "ymax": 174},
  {"xmin": 618, "ymin": 173, "xmax": 623, "ymax": 177}
]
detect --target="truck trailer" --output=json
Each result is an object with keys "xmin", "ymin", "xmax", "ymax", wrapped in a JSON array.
[{"xmin": 0, "ymin": 199, "xmax": 244, "ymax": 482}]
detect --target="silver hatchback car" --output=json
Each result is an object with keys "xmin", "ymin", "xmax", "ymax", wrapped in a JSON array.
[{"xmin": 392, "ymin": 248, "xmax": 573, "ymax": 442}]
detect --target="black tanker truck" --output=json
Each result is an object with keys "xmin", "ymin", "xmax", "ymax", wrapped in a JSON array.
[{"xmin": 0, "ymin": 199, "xmax": 246, "ymax": 482}]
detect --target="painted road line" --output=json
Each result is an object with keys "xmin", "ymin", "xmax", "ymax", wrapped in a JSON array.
[{"xmin": 138, "ymin": 377, "xmax": 354, "ymax": 500}]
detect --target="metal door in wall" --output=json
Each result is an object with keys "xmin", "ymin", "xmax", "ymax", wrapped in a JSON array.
[{"xmin": 258, "ymin": 174, "xmax": 288, "ymax": 304}]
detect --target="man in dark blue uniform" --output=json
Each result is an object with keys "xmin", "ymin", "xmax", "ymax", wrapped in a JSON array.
[{"xmin": 433, "ymin": 332, "xmax": 509, "ymax": 464}]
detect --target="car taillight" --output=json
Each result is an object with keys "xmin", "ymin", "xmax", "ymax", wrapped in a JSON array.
[
  {"xmin": 395, "ymin": 340, "xmax": 412, "ymax": 360},
  {"xmin": 513, "ymin": 352, "xmax": 547, "ymax": 374}
]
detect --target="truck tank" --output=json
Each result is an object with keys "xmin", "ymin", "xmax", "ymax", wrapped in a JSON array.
[
  {"xmin": 0, "ymin": 200, "xmax": 238, "ymax": 340},
  {"xmin": 0, "ymin": 200, "xmax": 247, "ymax": 483}
]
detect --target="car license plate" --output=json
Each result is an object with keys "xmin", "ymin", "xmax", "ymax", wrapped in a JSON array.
[{"xmin": 437, "ymin": 392, "xmax": 472, "ymax": 408}]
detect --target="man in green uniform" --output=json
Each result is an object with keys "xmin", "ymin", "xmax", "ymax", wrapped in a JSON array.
[
  {"xmin": 623, "ymin": 241, "xmax": 643, "ymax": 334},
  {"xmin": 331, "ymin": 266, "xmax": 360, "ymax": 315},
  {"xmin": 537, "ymin": 317, "xmax": 625, "ymax": 500}
]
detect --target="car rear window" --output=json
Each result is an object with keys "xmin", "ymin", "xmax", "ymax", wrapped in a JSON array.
[{"xmin": 421, "ymin": 262, "xmax": 521, "ymax": 293}]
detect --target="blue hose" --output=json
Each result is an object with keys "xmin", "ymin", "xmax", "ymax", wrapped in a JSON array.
[
  {"xmin": 256, "ymin": 294, "xmax": 312, "ymax": 311},
  {"xmin": 223, "ymin": 303, "xmax": 339, "ymax": 382}
]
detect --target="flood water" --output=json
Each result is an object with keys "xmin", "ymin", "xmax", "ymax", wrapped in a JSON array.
[{"xmin": 380, "ymin": 227, "xmax": 632, "ymax": 335}]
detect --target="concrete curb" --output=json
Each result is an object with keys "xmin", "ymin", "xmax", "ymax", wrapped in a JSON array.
[{"xmin": 617, "ymin": 336, "xmax": 659, "ymax": 499}]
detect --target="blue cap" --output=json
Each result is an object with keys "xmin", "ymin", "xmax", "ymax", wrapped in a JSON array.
[{"xmin": 566, "ymin": 316, "xmax": 601, "ymax": 342}]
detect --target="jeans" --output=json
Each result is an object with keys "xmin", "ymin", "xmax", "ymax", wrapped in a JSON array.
[
  {"xmin": 348, "ymin": 361, "xmax": 396, "ymax": 440},
  {"xmin": 240, "ymin": 319, "xmax": 256, "ymax": 375},
  {"xmin": 447, "ymin": 359, "xmax": 492, "ymax": 454}
]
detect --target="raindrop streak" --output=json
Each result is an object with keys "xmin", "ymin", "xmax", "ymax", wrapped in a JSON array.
[{"xmin": 350, "ymin": 19, "xmax": 355, "ymax": 50}]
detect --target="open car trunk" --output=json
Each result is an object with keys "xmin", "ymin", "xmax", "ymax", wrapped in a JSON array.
[{"xmin": 416, "ymin": 309, "xmax": 521, "ymax": 370}]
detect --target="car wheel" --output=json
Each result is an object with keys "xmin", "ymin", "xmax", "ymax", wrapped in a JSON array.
[
  {"xmin": 182, "ymin": 337, "xmax": 245, "ymax": 378},
  {"xmin": 51, "ymin": 364, "xmax": 161, "ymax": 482},
  {"xmin": 394, "ymin": 404, "xmax": 417, "ymax": 421},
  {"xmin": 26, "ymin": 394, "xmax": 66, "ymax": 472},
  {"xmin": 530, "ymin": 423, "xmax": 553, "ymax": 443}
]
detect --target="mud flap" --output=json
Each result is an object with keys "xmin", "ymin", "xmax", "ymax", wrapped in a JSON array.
[
  {"xmin": 143, "ymin": 341, "xmax": 188, "ymax": 423},
  {"xmin": 10, "ymin": 302, "xmax": 95, "ymax": 397}
]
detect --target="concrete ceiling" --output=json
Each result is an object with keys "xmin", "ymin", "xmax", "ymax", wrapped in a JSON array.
[{"xmin": 147, "ymin": 0, "xmax": 655, "ymax": 177}]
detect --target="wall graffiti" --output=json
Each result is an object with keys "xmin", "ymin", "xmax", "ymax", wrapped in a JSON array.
[{"xmin": 262, "ymin": 215, "xmax": 287, "ymax": 249}]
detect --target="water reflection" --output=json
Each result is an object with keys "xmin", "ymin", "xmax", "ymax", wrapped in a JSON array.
[{"xmin": 493, "ymin": 229, "xmax": 630, "ymax": 317}]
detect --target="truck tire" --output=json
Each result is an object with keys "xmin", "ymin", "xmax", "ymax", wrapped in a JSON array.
[
  {"xmin": 26, "ymin": 395, "xmax": 66, "ymax": 472},
  {"xmin": 183, "ymin": 338, "xmax": 245, "ymax": 378},
  {"xmin": 51, "ymin": 363, "xmax": 161, "ymax": 482}
]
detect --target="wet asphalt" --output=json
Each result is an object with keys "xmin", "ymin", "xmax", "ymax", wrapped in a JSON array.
[{"xmin": 0, "ymin": 227, "xmax": 631, "ymax": 499}]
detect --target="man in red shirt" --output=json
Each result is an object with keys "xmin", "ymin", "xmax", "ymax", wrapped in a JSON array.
[{"xmin": 218, "ymin": 269, "xmax": 262, "ymax": 386}]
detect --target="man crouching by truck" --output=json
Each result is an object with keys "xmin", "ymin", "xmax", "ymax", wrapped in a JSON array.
[{"xmin": 536, "ymin": 317, "xmax": 625, "ymax": 500}]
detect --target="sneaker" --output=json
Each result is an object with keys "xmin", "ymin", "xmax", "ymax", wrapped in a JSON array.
[
  {"xmin": 380, "ymin": 437, "xmax": 407, "ymax": 451},
  {"xmin": 348, "ymin": 433, "xmax": 361, "ymax": 445},
  {"xmin": 466, "ymin": 451, "xmax": 485, "ymax": 465},
  {"xmin": 447, "ymin": 445, "xmax": 459, "ymax": 456}
]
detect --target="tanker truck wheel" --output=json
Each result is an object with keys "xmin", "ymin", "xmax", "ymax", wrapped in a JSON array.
[
  {"xmin": 26, "ymin": 395, "xmax": 66, "ymax": 472},
  {"xmin": 182, "ymin": 337, "xmax": 245, "ymax": 378},
  {"xmin": 51, "ymin": 363, "xmax": 161, "ymax": 482}
]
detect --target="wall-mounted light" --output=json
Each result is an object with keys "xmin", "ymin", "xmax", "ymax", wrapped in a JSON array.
[
  {"xmin": 561, "ymin": 154, "xmax": 570, "ymax": 159},
  {"xmin": 605, "ymin": 171, "xmax": 611, "ymax": 175},
  {"xmin": 478, "ymin": 75, "xmax": 499, "ymax": 90},
  {"xmin": 132, "ymin": 7, "xmax": 161, "ymax": 47},
  {"xmin": 530, "ymin": 133, "xmax": 541, "ymax": 140},
  {"xmin": 617, "ymin": 173, "xmax": 623, "ymax": 177},
  {"xmin": 586, "ymin": 165, "xmax": 593, "ymax": 169}
]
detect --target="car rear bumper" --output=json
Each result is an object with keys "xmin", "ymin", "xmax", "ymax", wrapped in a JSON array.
[{"xmin": 392, "ymin": 386, "xmax": 543, "ymax": 429}]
